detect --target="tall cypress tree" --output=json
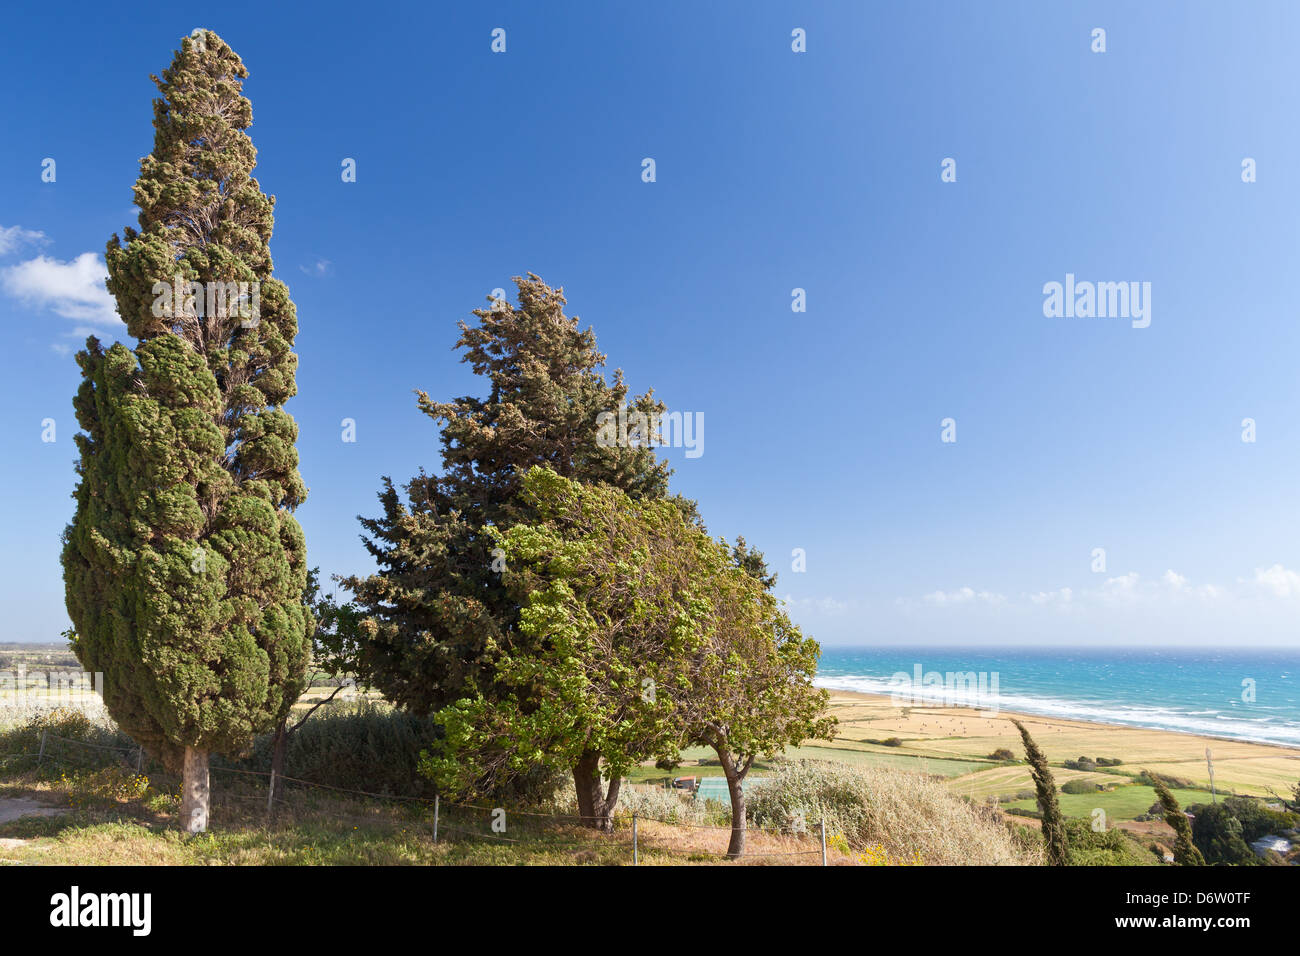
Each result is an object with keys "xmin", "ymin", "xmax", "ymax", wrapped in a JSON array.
[
  {"xmin": 1012, "ymin": 719, "xmax": 1070, "ymax": 865},
  {"xmin": 1150, "ymin": 773, "xmax": 1205, "ymax": 865},
  {"xmin": 62, "ymin": 29, "xmax": 309, "ymax": 832}
]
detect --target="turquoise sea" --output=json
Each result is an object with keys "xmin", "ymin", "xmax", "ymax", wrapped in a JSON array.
[{"xmin": 816, "ymin": 647, "xmax": 1300, "ymax": 748}]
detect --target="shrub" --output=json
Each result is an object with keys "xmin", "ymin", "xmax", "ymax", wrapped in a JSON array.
[
  {"xmin": 1190, "ymin": 802, "xmax": 1257, "ymax": 865},
  {"xmin": 748, "ymin": 760, "xmax": 1038, "ymax": 865},
  {"xmin": 232, "ymin": 701, "xmax": 567, "ymax": 804},
  {"xmin": 999, "ymin": 788, "xmax": 1037, "ymax": 803},
  {"xmin": 1062, "ymin": 779, "xmax": 1101, "ymax": 795},
  {"xmin": 1133, "ymin": 770, "xmax": 1194, "ymax": 789},
  {"xmin": 615, "ymin": 786, "xmax": 714, "ymax": 826},
  {"xmin": 1063, "ymin": 818, "xmax": 1159, "ymax": 866},
  {"xmin": 989, "ymin": 748, "xmax": 1016, "ymax": 762},
  {"xmin": 0, "ymin": 707, "xmax": 137, "ymax": 777},
  {"xmin": 1222, "ymin": 796, "xmax": 1298, "ymax": 843},
  {"xmin": 60, "ymin": 766, "xmax": 150, "ymax": 809},
  {"xmin": 231, "ymin": 701, "xmax": 443, "ymax": 798}
]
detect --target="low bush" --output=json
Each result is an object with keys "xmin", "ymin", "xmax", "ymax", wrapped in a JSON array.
[
  {"xmin": 615, "ymin": 786, "xmax": 717, "ymax": 826},
  {"xmin": 999, "ymin": 789, "xmax": 1037, "ymax": 803},
  {"xmin": 1061, "ymin": 779, "xmax": 1101, "ymax": 795},
  {"xmin": 1064, "ymin": 817, "xmax": 1159, "ymax": 866},
  {"xmin": 1133, "ymin": 770, "xmax": 1195, "ymax": 789},
  {"xmin": 0, "ymin": 707, "xmax": 136, "ymax": 778},
  {"xmin": 231, "ymin": 701, "xmax": 444, "ymax": 798},
  {"xmin": 748, "ymin": 759, "xmax": 1039, "ymax": 865},
  {"xmin": 59, "ymin": 766, "xmax": 150, "ymax": 809}
]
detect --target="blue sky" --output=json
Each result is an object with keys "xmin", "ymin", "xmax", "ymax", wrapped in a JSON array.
[{"xmin": 2, "ymin": 1, "xmax": 1299, "ymax": 647}]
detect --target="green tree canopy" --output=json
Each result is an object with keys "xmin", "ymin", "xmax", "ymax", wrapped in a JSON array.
[
  {"xmin": 344, "ymin": 275, "xmax": 681, "ymax": 719},
  {"xmin": 62, "ymin": 29, "xmax": 308, "ymax": 831},
  {"xmin": 421, "ymin": 468, "xmax": 833, "ymax": 835},
  {"xmin": 419, "ymin": 467, "xmax": 710, "ymax": 828}
]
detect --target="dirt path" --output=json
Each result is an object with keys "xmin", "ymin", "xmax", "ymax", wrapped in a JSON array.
[
  {"xmin": 0, "ymin": 797, "xmax": 64, "ymax": 825},
  {"xmin": 0, "ymin": 797, "xmax": 64, "ymax": 857}
]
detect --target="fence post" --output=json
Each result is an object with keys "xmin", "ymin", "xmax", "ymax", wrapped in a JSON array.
[
  {"xmin": 37, "ymin": 730, "xmax": 47, "ymax": 766},
  {"xmin": 432, "ymin": 795, "xmax": 439, "ymax": 844},
  {"xmin": 820, "ymin": 819, "xmax": 827, "ymax": 866},
  {"xmin": 632, "ymin": 812, "xmax": 638, "ymax": 866}
]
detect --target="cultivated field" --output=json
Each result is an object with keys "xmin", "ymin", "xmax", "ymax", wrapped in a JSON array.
[{"xmin": 652, "ymin": 691, "xmax": 1300, "ymax": 825}]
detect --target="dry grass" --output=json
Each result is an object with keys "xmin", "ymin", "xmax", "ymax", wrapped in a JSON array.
[{"xmin": 749, "ymin": 760, "xmax": 1041, "ymax": 866}]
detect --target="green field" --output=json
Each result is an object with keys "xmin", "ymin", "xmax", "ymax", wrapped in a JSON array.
[{"xmin": 1005, "ymin": 785, "xmax": 1207, "ymax": 820}]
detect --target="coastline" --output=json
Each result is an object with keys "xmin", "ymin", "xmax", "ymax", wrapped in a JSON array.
[
  {"xmin": 818, "ymin": 684, "xmax": 1300, "ymax": 754},
  {"xmin": 808, "ymin": 687, "xmax": 1300, "ymax": 799}
]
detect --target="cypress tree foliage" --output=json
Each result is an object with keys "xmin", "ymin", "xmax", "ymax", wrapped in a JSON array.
[
  {"xmin": 62, "ymin": 29, "xmax": 309, "ymax": 832},
  {"xmin": 1150, "ymin": 772, "xmax": 1206, "ymax": 865},
  {"xmin": 344, "ymin": 275, "xmax": 675, "ymax": 716},
  {"xmin": 1012, "ymin": 719, "xmax": 1069, "ymax": 865}
]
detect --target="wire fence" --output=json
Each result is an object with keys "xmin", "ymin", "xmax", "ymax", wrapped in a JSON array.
[{"xmin": 4, "ymin": 732, "xmax": 837, "ymax": 865}]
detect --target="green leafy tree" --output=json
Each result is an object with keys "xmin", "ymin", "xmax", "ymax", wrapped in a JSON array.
[
  {"xmin": 684, "ymin": 594, "xmax": 835, "ymax": 858},
  {"xmin": 1190, "ymin": 802, "xmax": 1257, "ymax": 865},
  {"xmin": 1149, "ymin": 773, "xmax": 1205, "ymax": 865},
  {"xmin": 1012, "ymin": 720, "xmax": 1069, "ymax": 865},
  {"xmin": 62, "ymin": 29, "xmax": 309, "ymax": 832},
  {"xmin": 344, "ymin": 276, "xmax": 677, "ymax": 720},
  {"xmin": 421, "ymin": 468, "xmax": 718, "ymax": 829},
  {"xmin": 730, "ymin": 535, "xmax": 777, "ymax": 590},
  {"xmin": 672, "ymin": 534, "xmax": 834, "ymax": 858},
  {"xmin": 1223, "ymin": 795, "xmax": 1298, "ymax": 843}
]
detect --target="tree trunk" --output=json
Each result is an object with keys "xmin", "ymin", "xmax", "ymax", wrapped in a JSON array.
[
  {"xmin": 718, "ymin": 748, "xmax": 748, "ymax": 859},
  {"xmin": 267, "ymin": 720, "xmax": 287, "ymax": 824},
  {"xmin": 573, "ymin": 750, "xmax": 620, "ymax": 832},
  {"xmin": 180, "ymin": 746, "xmax": 209, "ymax": 833}
]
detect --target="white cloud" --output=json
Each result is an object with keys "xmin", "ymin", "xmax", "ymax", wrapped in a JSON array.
[
  {"xmin": 923, "ymin": 587, "xmax": 1005, "ymax": 606},
  {"xmin": 1162, "ymin": 569, "xmax": 1188, "ymax": 590},
  {"xmin": 299, "ymin": 259, "xmax": 332, "ymax": 277},
  {"xmin": 1104, "ymin": 571, "xmax": 1139, "ymax": 590},
  {"xmin": 0, "ymin": 225, "xmax": 47, "ymax": 256},
  {"xmin": 1029, "ymin": 586, "xmax": 1072, "ymax": 605},
  {"xmin": 1253, "ymin": 564, "xmax": 1300, "ymax": 599},
  {"xmin": 782, "ymin": 595, "xmax": 855, "ymax": 615},
  {"xmin": 1, "ymin": 253, "xmax": 121, "ymax": 327}
]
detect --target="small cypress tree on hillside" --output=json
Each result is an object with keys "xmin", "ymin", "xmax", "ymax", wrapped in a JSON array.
[
  {"xmin": 1150, "ymin": 773, "xmax": 1206, "ymax": 865},
  {"xmin": 1013, "ymin": 719, "xmax": 1069, "ymax": 865},
  {"xmin": 62, "ymin": 29, "xmax": 309, "ymax": 832}
]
